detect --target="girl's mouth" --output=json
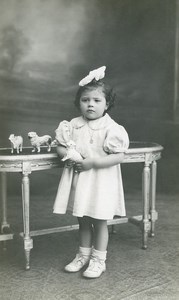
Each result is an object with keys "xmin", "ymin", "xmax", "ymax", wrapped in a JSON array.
[{"xmin": 87, "ymin": 110, "xmax": 95, "ymax": 113}]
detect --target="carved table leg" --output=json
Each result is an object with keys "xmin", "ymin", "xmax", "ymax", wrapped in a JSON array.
[
  {"xmin": 22, "ymin": 163, "xmax": 33, "ymax": 270},
  {"xmin": 150, "ymin": 161, "xmax": 158, "ymax": 237},
  {"xmin": 1, "ymin": 172, "xmax": 10, "ymax": 234},
  {"xmin": 142, "ymin": 161, "xmax": 151, "ymax": 249},
  {"xmin": 111, "ymin": 225, "xmax": 117, "ymax": 234}
]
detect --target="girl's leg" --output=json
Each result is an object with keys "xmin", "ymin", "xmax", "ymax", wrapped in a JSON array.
[
  {"xmin": 64, "ymin": 216, "xmax": 93, "ymax": 272},
  {"xmin": 83, "ymin": 219, "xmax": 108, "ymax": 278},
  {"xmin": 78, "ymin": 216, "xmax": 93, "ymax": 248},
  {"xmin": 93, "ymin": 219, "xmax": 108, "ymax": 251}
]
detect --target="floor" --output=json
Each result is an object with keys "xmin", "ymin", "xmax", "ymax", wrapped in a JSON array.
[{"xmin": 0, "ymin": 190, "xmax": 179, "ymax": 300}]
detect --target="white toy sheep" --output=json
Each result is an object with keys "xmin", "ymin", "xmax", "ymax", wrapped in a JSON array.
[
  {"xmin": 61, "ymin": 140, "xmax": 83, "ymax": 162},
  {"xmin": 9, "ymin": 134, "xmax": 23, "ymax": 154},
  {"xmin": 55, "ymin": 121, "xmax": 83, "ymax": 162},
  {"xmin": 28, "ymin": 132, "xmax": 52, "ymax": 153},
  {"xmin": 51, "ymin": 139, "xmax": 58, "ymax": 147}
]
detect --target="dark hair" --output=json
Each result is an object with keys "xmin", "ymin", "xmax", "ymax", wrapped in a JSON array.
[{"xmin": 74, "ymin": 79, "xmax": 116, "ymax": 112}]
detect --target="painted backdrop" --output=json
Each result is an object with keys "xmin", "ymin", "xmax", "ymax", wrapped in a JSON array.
[{"xmin": 0, "ymin": 0, "xmax": 177, "ymax": 193}]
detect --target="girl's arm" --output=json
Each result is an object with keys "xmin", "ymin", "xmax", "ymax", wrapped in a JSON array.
[
  {"xmin": 75, "ymin": 153, "xmax": 125, "ymax": 172},
  {"xmin": 56, "ymin": 145, "xmax": 67, "ymax": 159}
]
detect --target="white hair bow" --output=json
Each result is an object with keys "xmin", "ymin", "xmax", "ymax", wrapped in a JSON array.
[{"xmin": 79, "ymin": 66, "xmax": 106, "ymax": 86}]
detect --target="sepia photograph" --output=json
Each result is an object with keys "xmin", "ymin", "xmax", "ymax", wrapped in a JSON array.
[{"xmin": 0, "ymin": 1, "xmax": 178, "ymax": 299}]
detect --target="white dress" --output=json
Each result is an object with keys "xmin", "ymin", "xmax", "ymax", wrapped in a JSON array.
[{"xmin": 53, "ymin": 113, "xmax": 129, "ymax": 220}]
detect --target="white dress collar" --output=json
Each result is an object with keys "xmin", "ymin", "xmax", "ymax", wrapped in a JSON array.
[{"xmin": 72, "ymin": 113, "xmax": 112, "ymax": 130}]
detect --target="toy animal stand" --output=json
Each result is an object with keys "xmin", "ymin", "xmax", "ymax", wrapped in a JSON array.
[{"xmin": 0, "ymin": 142, "xmax": 163, "ymax": 270}]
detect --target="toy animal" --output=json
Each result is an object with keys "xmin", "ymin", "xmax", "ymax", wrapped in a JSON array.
[
  {"xmin": 51, "ymin": 139, "xmax": 58, "ymax": 147},
  {"xmin": 61, "ymin": 140, "xmax": 83, "ymax": 162},
  {"xmin": 9, "ymin": 134, "xmax": 23, "ymax": 154},
  {"xmin": 28, "ymin": 132, "xmax": 52, "ymax": 153},
  {"xmin": 55, "ymin": 121, "xmax": 82, "ymax": 162}
]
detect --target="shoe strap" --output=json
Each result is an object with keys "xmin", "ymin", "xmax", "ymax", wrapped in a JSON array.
[{"xmin": 88, "ymin": 256, "xmax": 104, "ymax": 270}]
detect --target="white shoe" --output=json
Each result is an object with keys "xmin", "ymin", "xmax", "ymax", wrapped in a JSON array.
[
  {"xmin": 83, "ymin": 257, "xmax": 106, "ymax": 278},
  {"xmin": 64, "ymin": 253, "xmax": 90, "ymax": 273}
]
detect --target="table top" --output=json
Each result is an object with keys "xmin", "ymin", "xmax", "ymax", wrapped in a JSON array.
[
  {"xmin": 0, "ymin": 142, "xmax": 163, "ymax": 173},
  {"xmin": 0, "ymin": 142, "xmax": 163, "ymax": 157}
]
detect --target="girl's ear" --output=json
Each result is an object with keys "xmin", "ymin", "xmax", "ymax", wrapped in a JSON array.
[{"xmin": 105, "ymin": 102, "xmax": 109, "ymax": 110}]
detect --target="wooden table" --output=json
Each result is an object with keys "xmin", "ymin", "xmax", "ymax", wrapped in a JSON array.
[{"xmin": 0, "ymin": 142, "xmax": 163, "ymax": 269}]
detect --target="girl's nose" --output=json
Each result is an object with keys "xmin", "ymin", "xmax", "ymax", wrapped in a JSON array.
[{"xmin": 88, "ymin": 100, "xmax": 94, "ymax": 106}]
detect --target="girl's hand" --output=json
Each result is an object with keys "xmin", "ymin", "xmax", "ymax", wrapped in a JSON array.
[
  {"xmin": 75, "ymin": 158, "xmax": 94, "ymax": 172},
  {"xmin": 65, "ymin": 159, "xmax": 76, "ymax": 168},
  {"xmin": 66, "ymin": 157, "xmax": 83, "ymax": 169},
  {"xmin": 74, "ymin": 152, "xmax": 125, "ymax": 172}
]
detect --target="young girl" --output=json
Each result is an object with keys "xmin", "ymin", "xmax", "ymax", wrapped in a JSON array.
[{"xmin": 53, "ymin": 66, "xmax": 129, "ymax": 278}]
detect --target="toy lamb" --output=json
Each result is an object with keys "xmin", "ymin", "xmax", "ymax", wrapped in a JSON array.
[
  {"xmin": 28, "ymin": 132, "xmax": 52, "ymax": 153},
  {"xmin": 9, "ymin": 134, "xmax": 23, "ymax": 154},
  {"xmin": 55, "ymin": 121, "xmax": 83, "ymax": 162},
  {"xmin": 61, "ymin": 140, "xmax": 83, "ymax": 162}
]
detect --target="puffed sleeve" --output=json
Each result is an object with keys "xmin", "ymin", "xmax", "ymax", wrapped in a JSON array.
[
  {"xmin": 103, "ymin": 124, "xmax": 129, "ymax": 154},
  {"xmin": 55, "ymin": 120, "xmax": 73, "ymax": 146}
]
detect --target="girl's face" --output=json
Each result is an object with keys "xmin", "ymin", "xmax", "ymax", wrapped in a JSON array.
[{"xmin": 79, "ymin": 88, "xmax": 109, "ymax": 120}]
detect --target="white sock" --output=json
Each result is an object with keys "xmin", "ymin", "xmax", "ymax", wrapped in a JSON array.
[
  {"xmin": 79, "ymin": 246, "xmax": 92, "ymax": 257},
  {"xmin": 92, "ymin": 248, "xmax": 107, "ymax": 261}
]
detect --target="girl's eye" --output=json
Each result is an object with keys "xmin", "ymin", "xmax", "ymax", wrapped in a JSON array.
[
  {"xmin": 94, "ymin": 99, "xmax": 101, "ymax": 102},
  {"xmin": 81, "ymin": 98, "xmax": 88, "ymax": 102}
]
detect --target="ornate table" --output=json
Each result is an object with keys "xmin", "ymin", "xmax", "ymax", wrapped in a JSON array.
[{"xmin": 0, "ymin": 142, "xmax": 163, "ymax": 270}]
